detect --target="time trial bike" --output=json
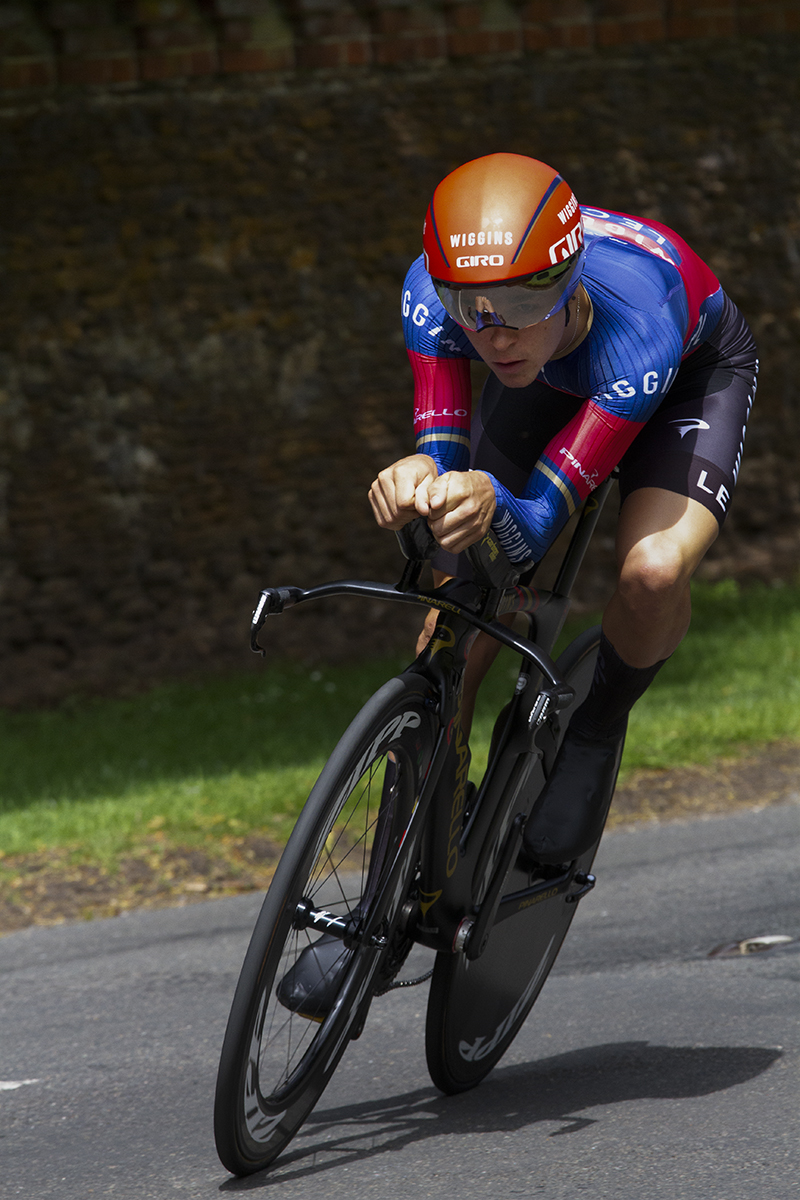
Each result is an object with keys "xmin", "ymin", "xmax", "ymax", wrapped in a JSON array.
[{"xmin": 214, "ymin": 475, "xmax": 619, "ymax": 1176}]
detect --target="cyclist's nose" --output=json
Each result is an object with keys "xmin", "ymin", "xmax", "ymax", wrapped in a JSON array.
[{"xmin": 488, "ymin": 325, "xmax": 518, "ymax": 350}]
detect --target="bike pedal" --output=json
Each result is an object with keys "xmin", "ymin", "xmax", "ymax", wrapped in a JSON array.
[{"xmin": 566, "ymin": 871, "xmax": 596, "ymax": 904}]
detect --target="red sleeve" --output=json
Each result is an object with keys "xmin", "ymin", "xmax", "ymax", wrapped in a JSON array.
[
  {"xmin": 533, "ymin": 399, "xmax": 646, "ymax": 511},
  {"xmin": 409, "ymin": 350, "xmax": 473, "ymax": 473}
]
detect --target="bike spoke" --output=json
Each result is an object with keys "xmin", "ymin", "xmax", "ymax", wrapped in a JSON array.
[
  {"xmin": 308, "ymin": 762, "xmax": 386, "ymax": 908},
  {"xmin": 214, "ymin": 686, "xmax": 433, "ymax": 1175}
]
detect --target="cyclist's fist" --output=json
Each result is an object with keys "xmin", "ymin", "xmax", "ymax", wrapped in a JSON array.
[
  {"xmin": 422, "ymin": 470, "xmax": 496, "ymax": 553},
  {"xmin": 369, "ymin": 454, "xmax": 438, "ymax": 530}
]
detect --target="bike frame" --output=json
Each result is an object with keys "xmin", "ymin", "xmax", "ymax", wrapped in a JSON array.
[{"xmin": 249, "ymin": 477, "xmax": 615, "ymax": 966}]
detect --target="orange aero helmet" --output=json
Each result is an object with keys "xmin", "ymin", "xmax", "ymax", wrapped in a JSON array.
[{"xmin": 422, "ymin": 153, "xmax": 585, "ymax": 331}]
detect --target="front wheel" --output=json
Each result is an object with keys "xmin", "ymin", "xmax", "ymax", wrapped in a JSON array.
[
  {"xmin": 425, "ymin": 627, "xmax": 602, "ymax": 1094},
  {"xmin": 214, "ymin": 675, "xmax": 437, "ymax": 1175}
]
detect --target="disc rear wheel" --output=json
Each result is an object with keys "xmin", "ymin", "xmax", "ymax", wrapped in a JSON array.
[{"xmin": 425, "ymin": 628, "xmax": 603, "ymax": 1093}]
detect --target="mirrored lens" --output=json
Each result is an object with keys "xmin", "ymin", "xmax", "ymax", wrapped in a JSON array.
[{"xmin": 434, "ymin": 250, "xmax": 583, "ymax": 331}]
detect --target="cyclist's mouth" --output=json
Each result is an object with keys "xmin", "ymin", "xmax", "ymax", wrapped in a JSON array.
[{"xmin": 492, "ymin": 359, "xmax": 526, "ymax": 372}]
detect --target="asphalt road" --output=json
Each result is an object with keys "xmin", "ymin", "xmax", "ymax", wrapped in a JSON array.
[{"xmin": 1, "ymin": 801, "xmax": 798, "ymax": 1200}]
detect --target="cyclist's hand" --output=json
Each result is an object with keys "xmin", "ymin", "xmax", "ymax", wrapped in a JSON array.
[
  {"xmin": 418, "ymin": 470, "xmax": 496, "ymax": 554},
  {"xmin": 369, "ymin": 454, "xmax": 438, "ymax": 530}
]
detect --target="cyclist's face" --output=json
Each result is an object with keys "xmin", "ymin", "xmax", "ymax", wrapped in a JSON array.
[{"xmin": 463, "ymin": 312, "xmax": 566, "ymax": 389}]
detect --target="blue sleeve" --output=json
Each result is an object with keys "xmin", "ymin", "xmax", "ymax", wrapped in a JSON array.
[
  {"xmin": 401, "ymin": 256, "xmax": 480, "ymax": 361},
  {"xmin": 542, "ymin": 240, "xmax": 686, "ymax": 424},
  {"xmin": 487, "ymin": 242, "xmax": 690, "ymax": 563}
]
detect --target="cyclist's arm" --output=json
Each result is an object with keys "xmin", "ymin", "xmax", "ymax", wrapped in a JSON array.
[
  {"xmin": 483, "ymin": 260, "xmax": 688, "ymax": 564},
  {"xmin": 409, "ymin": 350, "xmax": 473, "ymax": 475},
  {"xmin": 485, "ymin": 398, "xmax": 648, "ymax": 563},
  {"xmin": 395, "ymin": 350, "xmax": 496, "ymax": 551},
  {"xmin": 371, "ymin": 259, "xmax": 484, "ymax": 535},
  {"xmin": 402, "ymin": 255, "xmax": 480, "ymax": 477}
]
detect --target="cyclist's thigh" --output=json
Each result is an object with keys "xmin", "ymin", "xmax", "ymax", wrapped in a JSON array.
[{"xmin": 618, "ymin": 295, "xmax": 758, "ymax": 528}]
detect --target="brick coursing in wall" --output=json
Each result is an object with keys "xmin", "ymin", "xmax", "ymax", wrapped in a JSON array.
[
  {"xmin": 0, "ymin": 24, "xmax": 799, "ymax": 706},
  {"xmin": 1, "ymin": 3, "xmax": 799, "ymax": 90}
]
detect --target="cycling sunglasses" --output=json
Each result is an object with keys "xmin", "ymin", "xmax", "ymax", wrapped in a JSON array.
[{"xmin": 432, "ymin": 249, "xmax": 584, "ymax": 332}]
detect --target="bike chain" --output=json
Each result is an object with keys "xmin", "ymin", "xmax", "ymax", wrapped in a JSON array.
[{"xmin": 374, "ymin": 967, "xmax": 434, "ymax": 996}]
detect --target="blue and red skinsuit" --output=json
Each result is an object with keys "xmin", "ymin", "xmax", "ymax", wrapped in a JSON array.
[{"xmin": 402, "ymin": 207, "xmax": 725, "ymax": 564}]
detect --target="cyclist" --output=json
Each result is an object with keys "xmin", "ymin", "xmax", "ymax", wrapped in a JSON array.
[
  {"xmin": 279, "ymin": 151, "xmax": 758, "ymax": 1020},
  {"xmin": 368, "ymin": 151, "xmax": 758, "ymax": 866}
]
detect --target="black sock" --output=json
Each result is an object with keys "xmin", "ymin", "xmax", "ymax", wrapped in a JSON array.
[{"xmin": 569, "ymin": 632, "xmax": 667, "ymax": 740}]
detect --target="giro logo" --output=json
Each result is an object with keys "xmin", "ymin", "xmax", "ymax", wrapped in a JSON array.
[
  {"xmin": 456, "ymin": 254, "xmax": 505, "ymax": 269},
  {"xmin": 548, "ymin": 218, "xmax": 583, "ymax": 264},
  {"xmin": 670, "ymin": 418, "xmax": 710, "ymax": 439}
]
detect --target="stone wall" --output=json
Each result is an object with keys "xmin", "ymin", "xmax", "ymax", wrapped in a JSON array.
[
  {"xmin": 1, "ymin": 3, "xmax": 797, "ymax": 89},
  {"xmin": 1, "ymin": 23, "xmax": 799, "ymax": 706}
]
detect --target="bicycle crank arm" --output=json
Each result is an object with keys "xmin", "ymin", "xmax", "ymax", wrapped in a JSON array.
[
  {"xmin": 492, "ymin": 866, "xmax": 596, "ymax": 927},
  {"xmin": 528, "ymin": 683, "xmax": 578, "ymax": 727}
]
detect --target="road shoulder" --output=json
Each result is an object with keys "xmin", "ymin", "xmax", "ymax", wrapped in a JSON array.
[{"xmin": 1, "ymin": 740, "xmax": 798, "ymax": 936}]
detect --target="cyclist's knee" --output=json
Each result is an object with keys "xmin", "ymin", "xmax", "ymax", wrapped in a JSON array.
[{"xmin": 617, "ymin": 535, "xmax": 691, "ymax": 618}]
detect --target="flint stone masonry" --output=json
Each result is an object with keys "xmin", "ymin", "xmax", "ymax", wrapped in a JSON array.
[{"xmin": 0, "ymin": 34, "xmax": 799, "ymax": 706}]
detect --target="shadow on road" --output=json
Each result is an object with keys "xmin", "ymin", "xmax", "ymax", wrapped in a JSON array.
[{"xmin": 219, "ymin": 1040, "xmax": 782, "ymax": 1190}]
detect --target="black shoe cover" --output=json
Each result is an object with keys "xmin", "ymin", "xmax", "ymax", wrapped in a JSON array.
[
  {"xmin": 276, "ymin": 934, "xmax": 353, "ymax": 1022},
  {"xmin": 522, "ymin": 721, "xmax": 627, "ymax": 865}
]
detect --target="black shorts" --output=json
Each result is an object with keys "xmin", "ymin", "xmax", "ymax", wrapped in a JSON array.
[{"xmin": 433, "ymin": 294, "xmax": 757, "ymax": 576}]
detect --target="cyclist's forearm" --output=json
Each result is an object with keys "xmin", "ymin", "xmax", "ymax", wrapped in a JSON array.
[{"xmin": 483, "ymin": 474, "xmax": 568, "ymax": 564}]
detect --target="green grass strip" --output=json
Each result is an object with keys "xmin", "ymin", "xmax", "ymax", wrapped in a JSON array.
[
  {"xmin": 621, "ymin": 577, "xmax": 800, "ymax": 769},
  {"xmin": 1, "ymin": 579, "xmax": 798, "ymax": 864}
]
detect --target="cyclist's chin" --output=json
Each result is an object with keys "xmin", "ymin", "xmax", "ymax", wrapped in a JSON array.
[{"xmin": 489, "ymin": 360, "xmax": 540, "ymax": 389}]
